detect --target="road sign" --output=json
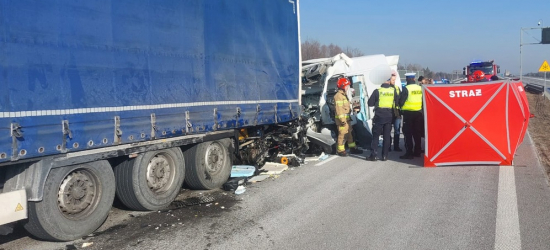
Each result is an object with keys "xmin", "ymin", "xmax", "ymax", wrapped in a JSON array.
[{"xmin": 539, "ymin": 60, "xmax": 550, "ymax": 72}]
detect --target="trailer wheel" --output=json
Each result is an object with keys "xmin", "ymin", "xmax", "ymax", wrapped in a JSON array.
[
  {"xmin": 184, "ymin": 139, "xmax": 232, "ymax": 190},
  {"xmin": 114, "ymin": 148, "xmax": 185, "ymax": 211},
  {"xmin": 23, "ymin": 160, "xmax": 115, "ymax": 241}
]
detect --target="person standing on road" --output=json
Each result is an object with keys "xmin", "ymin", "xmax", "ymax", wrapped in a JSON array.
[
  {"xmin": 399, "ymin": 73, "xmax": 423, "ymax": 159},
  {"xmin": 334, "ymin": 77, "xmax": 363, "ymax": 157},
  {"xmin": 366, "ymin": 77, "xmax": 399, "ymax": 161},
  {"xmin": 418, "ymin": 76, "xmax": 431, "ymax": 85},
  {"xmin": 388, "ymin": 71, "xmax": 403, "ymax": 152}
]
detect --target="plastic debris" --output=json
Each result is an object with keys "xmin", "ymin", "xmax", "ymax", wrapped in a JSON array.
[
  {"xmin": 318, "ymin": 152, "xmax": 329, "ymax": 161},
  {"xmin": 247, "ymin": 175, "xmax": 270, "ymax": 183},
  {"xmin": 230, "ymin": 165, "xmax": 256, "ymax": 177},
  {"xmin": 260, "ymin": 162, "xmax": 288, "ymax": 175},
  {"xmin": 82, "ymin": 242, "xmax": 94, "ymax": 248},
  {"xmin": 235, "ymin": 185, "xmax": 246, "ymax": 195},
  {"xmin": 223, "ymin": 177, "xmax": 247, "ymax": 191}
]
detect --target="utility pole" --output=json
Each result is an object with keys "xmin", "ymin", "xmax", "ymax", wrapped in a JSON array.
[{"xmin": 520, "ymin": 21, "xmax": 547, "ymax": 81}]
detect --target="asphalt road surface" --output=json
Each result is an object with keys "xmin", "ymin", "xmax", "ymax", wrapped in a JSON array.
[{"xmin": 2, "ymin": 133, "xmax": 550, "ymax": 250}]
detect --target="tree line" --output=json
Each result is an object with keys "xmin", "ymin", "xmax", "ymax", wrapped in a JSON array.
[
  {"xmin": 301, "ymin": 39, "xmax": 455, "ymax": 80},
  {"xmin": 397, "ymin": 64, "xmax": 455, "ymax": 80},
  {"xmin": 301, "ymin": 39, "xmax": 365, "ymax": 60}
]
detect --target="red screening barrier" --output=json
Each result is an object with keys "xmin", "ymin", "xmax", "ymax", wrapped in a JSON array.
[{"xmin": 423, "ymin": 81, "xmax": 530, "ymax": 167}]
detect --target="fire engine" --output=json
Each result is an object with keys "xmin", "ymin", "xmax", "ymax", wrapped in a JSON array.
[{"xmin": 461, "ymin": 60, "xmax": 500, "ymax": 83}]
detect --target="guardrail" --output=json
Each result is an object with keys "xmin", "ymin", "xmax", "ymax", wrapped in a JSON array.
[{"xmin": 522, "ymin": 76, "xmax": 550, "ymax": 100}]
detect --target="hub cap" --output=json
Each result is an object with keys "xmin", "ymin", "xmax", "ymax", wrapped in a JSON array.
[
  {"xmin": 146, "ymin": 154, "xmax": 175, "ymax": 193},
  {"xmin": 205, "ymin": 142, "xmax": 225, "ymax": 175},
  {"xmin": 58, "ymin": 170, "xmax": 97, "ymax": 219}
]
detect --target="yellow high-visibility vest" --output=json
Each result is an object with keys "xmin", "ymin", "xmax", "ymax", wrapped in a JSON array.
[
  {"xmin": 378, "ymin": 87, "xmax": 395, "ymax": 108},
  {"xmin": 402, "ymin": 84, "xmax": 422, "ymax": 111}
]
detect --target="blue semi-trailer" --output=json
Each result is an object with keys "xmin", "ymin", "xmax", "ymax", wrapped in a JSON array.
[{"xmin": 0, "ymin": 0, "xmax": 301, "ymax": 241}]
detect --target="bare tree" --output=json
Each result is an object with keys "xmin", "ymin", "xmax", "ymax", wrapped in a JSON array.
[
  {"xmin": 405, "ymin": 63, "xmax": 423, "ymax": 71},
  {"xmin": 301, "ymin": 39, "xmax": 323, "ymax": 60},
  {"xmin": 301, "ymin": 39, "xmax": 364, "ymax": 60},
  {"xmin": 344, "ymin": 46, "xmax": 365, "ymax": 57}
]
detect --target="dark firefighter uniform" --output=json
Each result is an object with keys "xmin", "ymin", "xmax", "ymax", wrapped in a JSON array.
[
  {"xmin": 399, "ymin": 77, "xmax": 423, "ymax": 159},
  {"xmin": 367, "ymin": 83, "xmax": 398, "ymax": 161},
  {"xmin": 334, "ymin": 88, "xmax": 362, "ymax": 156}
]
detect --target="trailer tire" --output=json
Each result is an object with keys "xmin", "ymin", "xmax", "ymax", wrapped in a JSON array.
[
  {"xmin": 23, "ymin": 160, "xmax": 115, "ymax": 241},
  {"xmin": 184, "ymin": 139, "xmax": 232, "ymax": 190},
  {"xmin": 114, "ymin": 148, "xmax": 185, "ymax": 211}
]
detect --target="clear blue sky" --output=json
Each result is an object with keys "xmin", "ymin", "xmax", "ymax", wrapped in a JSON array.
[{"xmin": 299, "ymin": 0, "xmax": 550, "ymax": 75}]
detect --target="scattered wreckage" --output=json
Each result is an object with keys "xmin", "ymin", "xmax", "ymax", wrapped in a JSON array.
[{"xmin": 232, "ymin": 53, "xmax": 401, "ymax": 178}]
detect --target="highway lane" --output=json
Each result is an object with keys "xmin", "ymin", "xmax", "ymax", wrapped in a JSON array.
[{"xmin": 1, "ymin": 133, "xmax": 550, "ymax": 250}]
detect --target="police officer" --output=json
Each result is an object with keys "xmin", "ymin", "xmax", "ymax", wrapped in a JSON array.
[
  {"xmin": 334, "ymin": 77, "xmax": 363, "ymax": 156},
  {"xmin": 366, "ymin": 76, "xmax": 399, "ymax": 161},
  {"xmin": 399, "ymin": 73, "xmax": 423, "ymax": 159}
]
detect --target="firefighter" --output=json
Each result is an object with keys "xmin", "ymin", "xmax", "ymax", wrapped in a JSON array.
[
  {"xmin": 366, "ymin": 76, "xmax": 399, "ymax": 161},
  {"xmin": 334, "ymin": 77, "xmax": 363, "ymax": 156},
  {"xmin": 399, "ymin": 73, "xmax": 423, "ymax": 159},
  {"xmin": 473, "ymin": 70, "xmax": 488, "ymax": 82}
]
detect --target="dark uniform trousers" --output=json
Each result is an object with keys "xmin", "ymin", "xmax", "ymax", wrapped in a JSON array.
[
  {"xmin": 402, "ymin": 110, "xmax": 423, "ymax": 155},
  {"xmin": 370, "ymin": 119, "xmax": 392, "ymax": 158}
]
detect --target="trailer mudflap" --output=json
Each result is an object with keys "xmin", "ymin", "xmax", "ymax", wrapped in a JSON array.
[{"xmin": 0, "ymin": 189, "xmax": 27, "ymax": 225}]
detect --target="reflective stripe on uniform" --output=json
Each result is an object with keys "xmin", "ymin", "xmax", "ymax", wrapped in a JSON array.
[
  {"xmin": 335, "ymin": 114, "xmax": 350, "ymax": 119},
  {"xmin": 378, "ymin": 87, "xmax": 395, "ymax": 108},
  {"xmin": 335, "ymin": 100, "xmax": 349, "ymax": 107},
  {"xmin": 402, "ymin": 84, "xmax": 422, "ymax": 111},
  {"xmin": 337, "ymin": 145, "xmax": 345, "ymax": 151},
  {"xmin": 348, "ymin": 142, "xmax": 356, "ymax": 148}
]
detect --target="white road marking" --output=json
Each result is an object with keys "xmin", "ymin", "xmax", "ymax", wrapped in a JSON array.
[
  {"xmin": 314, "ymin": 155, "xmax": 337, "ymax": 166},
  {"xmin": 494, "ymin": 165, "xmax": 521, "ymax": 250}
]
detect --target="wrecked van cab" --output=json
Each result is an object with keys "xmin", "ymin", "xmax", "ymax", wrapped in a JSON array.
[{"xmin": 301, "ymin": 53, "xmax": 401, "ymax": 151}]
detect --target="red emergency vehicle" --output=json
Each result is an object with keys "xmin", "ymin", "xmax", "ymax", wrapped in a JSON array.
[{"xmin": 461, "ymin": 60, "xmax": 500, "ymax": 83}]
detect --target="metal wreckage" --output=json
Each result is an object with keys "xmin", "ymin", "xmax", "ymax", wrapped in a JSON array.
[{"xmin": 237, "ymin": 53, "xmax": 401, "ymax": 167}]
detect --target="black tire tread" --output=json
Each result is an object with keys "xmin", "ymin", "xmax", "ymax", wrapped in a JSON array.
[
  {"xmin": 113, "ymin": 148, "xmax": 185, "ymax": 211},
  {"xmin": 183, "ymin": 144, "xmax": 203, "ymax": 190},
  {"xmin": 113, "ymin": 158, "xmax": 147, "ymax": 211},
  {"xmin": 184, "ymin": 140, "xmax": 231, "ymax": 190},
  {"xmin": 24, "ymin": 161, "xmax": 115, "ymax": 241}
]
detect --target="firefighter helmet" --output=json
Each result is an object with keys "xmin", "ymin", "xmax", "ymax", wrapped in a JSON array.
[
  {"xmin": 473, "ymin": 70, "xmax": 485, "ymax": 82},
  {"xmin": 337, "ymin": 77, "xmax": 350, "ymax": 89}
]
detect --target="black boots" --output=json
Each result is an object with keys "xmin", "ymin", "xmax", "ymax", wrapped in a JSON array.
[
  {"xmin": 337, "ymin": 151, "xmax": 348, "ymax": 157},
  {"xmin": 399, "ymin": 154, "xmax": 414, "ymax": 159},
  {"xmin": 349, "ymin": 148, "xmax": 364, "ymax": 154},
  {"xmin": 366, "ymin": 155, "xmax": 378, "ymax": 161}
]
